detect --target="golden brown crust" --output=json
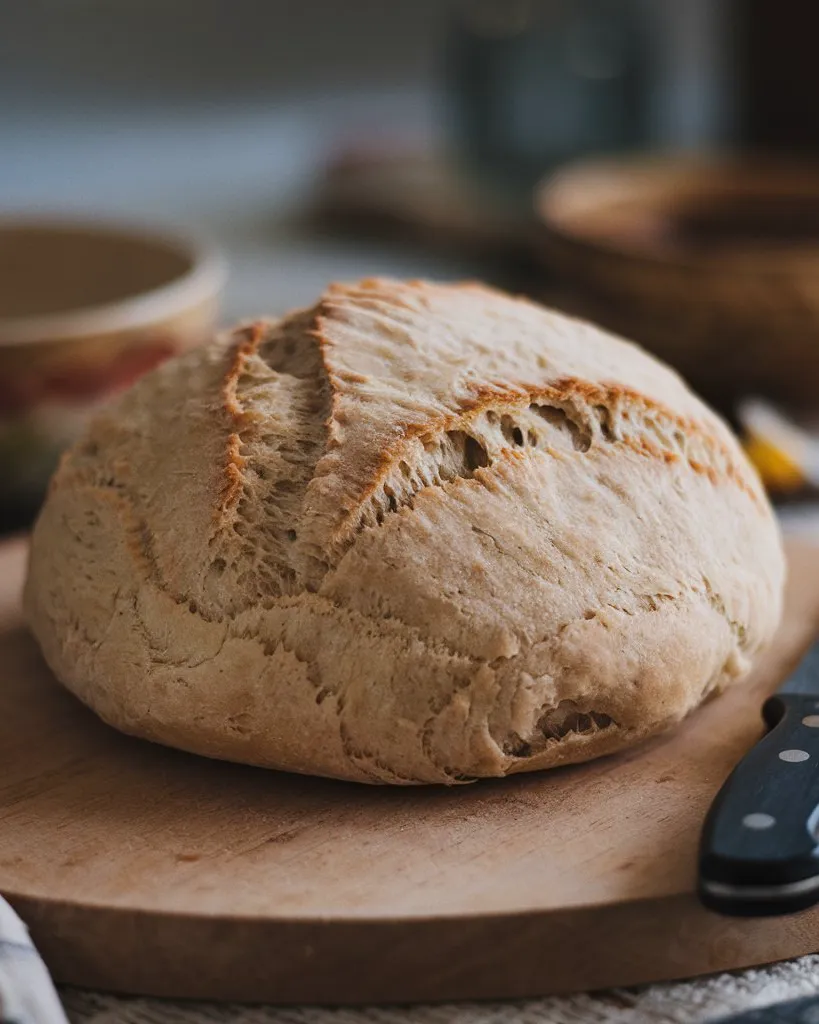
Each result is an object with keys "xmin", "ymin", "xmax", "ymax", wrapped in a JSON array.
[
  {"xmin": 354, "ymin": 375, "xmax": 760, "ymax": 520},
  {"xmin": 215, "ymin": 324, "xmax": 267, "ymax": 525},
  {"xmin": 222, "ymin": 322, "xmax": 264, "ymax": 421},
  {"xmin": 217, "ymin": 434, "xmax": 246, "ymax": 525}
]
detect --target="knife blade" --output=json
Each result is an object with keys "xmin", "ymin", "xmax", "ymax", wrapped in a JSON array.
[{"xmin": 699, "ymin": 636, "xmax": 819, "ymax": 916}]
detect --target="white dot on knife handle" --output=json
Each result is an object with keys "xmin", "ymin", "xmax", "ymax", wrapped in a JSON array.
[
  {"xmin": 742, "ymin": 813, "xmax": 776, "ymax": 830},
  {"xmin": 779, "ymin": 749, "xmax": 810, "ymax": 762}
]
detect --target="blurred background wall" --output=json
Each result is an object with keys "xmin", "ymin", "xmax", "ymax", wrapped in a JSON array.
[
  {"xmin": 0, "ymin": 0, "xmax": 734, "ymax": 317},
  {"xmin": 1, "ymin": 0, "xmax": 450, "ymax": 318}
]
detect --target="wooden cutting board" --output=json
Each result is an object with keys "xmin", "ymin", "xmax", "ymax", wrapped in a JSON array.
[{"xmin": 2, "ymin": 535, "xmax": 819, "ymax": 1005}]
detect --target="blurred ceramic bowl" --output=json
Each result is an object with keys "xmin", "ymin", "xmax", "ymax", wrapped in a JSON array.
[
  {"xmin": 0, "ymin": 217, "xmax": 225, "ymax": 517},
  {"xmin": 536, "ymin": 156, "xmax": 819, "ymax": 416}
]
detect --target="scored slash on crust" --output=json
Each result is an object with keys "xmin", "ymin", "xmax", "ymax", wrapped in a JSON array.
[{"xmin": 216, "ymin": 303, "xmax": 764, "ymax": 598}]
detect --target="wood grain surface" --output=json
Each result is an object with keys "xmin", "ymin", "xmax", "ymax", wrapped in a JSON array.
[{"xmin": 2, "ymin": 536, "xmax": 819, "ymax": 1004}]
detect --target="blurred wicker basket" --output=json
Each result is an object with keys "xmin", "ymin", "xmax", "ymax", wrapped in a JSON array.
[{"xmin": 536, "ymin": 156, "xmax": 819, "ymax": 416}]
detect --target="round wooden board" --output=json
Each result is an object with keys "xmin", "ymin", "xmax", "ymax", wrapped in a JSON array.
[{"xmin": 2, "ymin": 536, "xmax": 819, "ymax": 1005}]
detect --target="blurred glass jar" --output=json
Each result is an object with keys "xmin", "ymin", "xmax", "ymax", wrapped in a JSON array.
[{"xmin": 444, "ymin": 0, "xmax": 655, "ymax": 211}]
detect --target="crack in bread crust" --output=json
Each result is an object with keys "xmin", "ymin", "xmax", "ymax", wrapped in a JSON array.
[
  {"xmin": 324, "ymin": 376, "xmax": 762, "ymax": 569},
  {"xmin": 213, "ymin": 317, "xmax": 333, "ymax": 600},
  {"xmin": 213, "ymin": 299, "xmax": 763, "ymax": 599}
]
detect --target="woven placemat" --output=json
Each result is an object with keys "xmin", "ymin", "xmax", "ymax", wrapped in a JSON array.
[{"xmin": 58, "ymin": 958, "xmax": 819, "ymax": 1024}]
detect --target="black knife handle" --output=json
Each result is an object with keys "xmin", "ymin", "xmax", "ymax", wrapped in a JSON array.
[
  {"xmin": 699, "ymin": 692, "xmax": 819, "ymax": 916},
  {"xmin": 709, "ymin": 994, "xmax": 819, "ymax": 1024}
]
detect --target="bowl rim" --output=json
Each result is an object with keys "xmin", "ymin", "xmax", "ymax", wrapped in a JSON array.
[
  {"xmin": 0, "ymin": 214, "xmax": 227, "ymax": 346},
  {"xmin": 534, "ymin": 153, "xmax": 819, "ymax": 275}
]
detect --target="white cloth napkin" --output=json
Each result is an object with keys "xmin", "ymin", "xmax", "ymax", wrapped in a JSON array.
[{"xmin": 0, "ymin": 896, "xmax": 68, "ymax": 1024}]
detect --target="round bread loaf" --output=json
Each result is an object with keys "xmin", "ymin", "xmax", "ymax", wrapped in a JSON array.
[{"xmin": 24, "ymin": 278, "xmax": 784, "ymax": 784}]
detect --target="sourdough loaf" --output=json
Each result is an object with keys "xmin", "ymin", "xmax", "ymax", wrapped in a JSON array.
[{"xmin": 24, "ymin": 278, "xmax": 785, "ymax": 783}]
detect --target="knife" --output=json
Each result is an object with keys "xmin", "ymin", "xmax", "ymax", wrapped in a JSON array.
[{"xmin": 699, "ymin": 636, "xmax": 819, "ymax": 916}]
